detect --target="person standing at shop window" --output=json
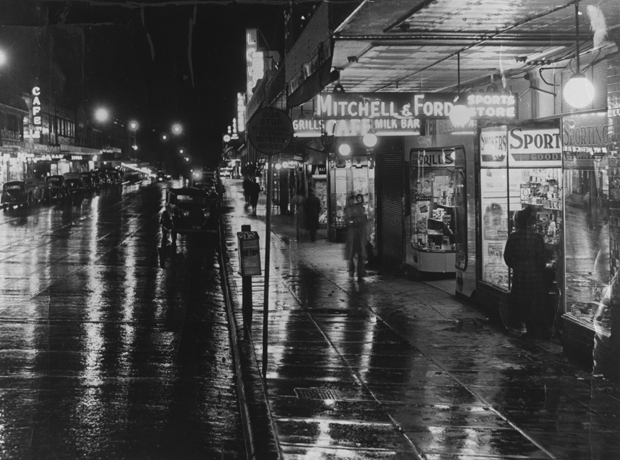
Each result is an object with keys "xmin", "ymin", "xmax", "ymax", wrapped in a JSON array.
[
  {"xmin": 503, "ymin": 205, "xmax": 547, "ymax": 337},
  {"xmin": 344, "ymin": 194, "xmax": 368, "ymax": 280},
  {"xmin": 304, "ymin": 188, "xmax": 321, "ymax": 242}
]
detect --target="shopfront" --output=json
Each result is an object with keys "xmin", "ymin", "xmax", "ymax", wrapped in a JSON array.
[
  {"xmin": 403, "ymin": 133, "xmax": 476, "ymax": 290},
  {"xmin": 561, "ymin": 111, "xmax": 612, "ymax": 365},
  {"xmin": 328, "ymin": 147, "xmax": 376, "ymax": 243},
  {"xmin": 476, "ymin": 123, "xmax": 563, "ymax": 324}
]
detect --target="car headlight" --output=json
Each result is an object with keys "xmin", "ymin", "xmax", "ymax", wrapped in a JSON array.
[{"xmin": 181, "ymin": 210, "xmax": 190, "ymax": 217}]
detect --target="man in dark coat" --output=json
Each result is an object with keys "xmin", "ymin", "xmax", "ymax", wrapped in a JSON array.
[
  {"xmin": 304, "ymin": 188, "xmax": 321, "ymax": 242},
  {"xmin": 503, "ymin": 205, "xmax": 547, "ymax": 337},
  {"xmin": 249, "ymin": 179, "xmax": 260, "ymax": 216}
]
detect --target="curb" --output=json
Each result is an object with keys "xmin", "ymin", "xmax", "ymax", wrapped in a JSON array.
[{"xmin": 218, "ymin": 213, "xmax": 281, "ymax": 460}]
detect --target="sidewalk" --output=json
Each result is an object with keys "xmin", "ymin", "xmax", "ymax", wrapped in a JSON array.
[{"xmin": 220, "ymin": 179, "xmax": 620, "ymax": 460}]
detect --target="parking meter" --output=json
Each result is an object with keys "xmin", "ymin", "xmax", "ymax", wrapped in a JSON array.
[
  {"xmin": 237, "ymin": 228, "xmax": 261, "ymax": 276},
  {"xmin": 237, "ymin": 225, "xmax": 261, "ymax": 333}
]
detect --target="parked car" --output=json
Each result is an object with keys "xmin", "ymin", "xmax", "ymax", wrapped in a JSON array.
[
  {"xmin": 89, "ymin": 171, "xmax": 101, "ymax": 190},
  {"xmin": 96, "ymin": 170, "xmax": 109, "ymax": 186},
  {"xmin": 1, "ymin": 179, "xmax": 41, "ymax": 210},
  {"xmin": 81, "ymin": 172, "xmax": 95, "ymax": 191},
  {"xmin": 44, "ymin": 175, "xmax": 67, "ymax": 201},
  {"xmin": 106, "ymin": 169, "xmax": 123, "ymax": 185},
  {"xmin": 63, "ymin": 172, "xmax": 85, "ymax": 194},
  {"xmin": 160, "ymin": 187, "xmax": 219, "ymax": 243}
]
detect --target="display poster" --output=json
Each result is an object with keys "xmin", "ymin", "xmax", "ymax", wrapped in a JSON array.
[
  {"xmin": 508, "ymin": 127, "xmax": 562, "ymax": 168},
  {"xmin": 332, "ymin": 168, "xmax": 348, "ymax": 228},
  {"xmin": 480, "ymin": 126, "xmax": 508, "ymax": 168},
  {"xmin": 313, "ymin": 178, "xmax": 328, "ymax": 225},
  {"xmin": 352, "ymin": 167, "xmax": 369, "ymax": 197},
  {"xmin": 562, "ymin": 112, "xmax": 610, "ymax": 170},
  {"xmin": 480, "ymin": 168, "xmax": 509, "ymax": 288}
]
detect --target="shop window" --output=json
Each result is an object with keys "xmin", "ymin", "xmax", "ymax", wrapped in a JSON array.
[
  {"xmin": 406, "ymin": 147, "xmax": 465, "ymax": 273},
  {"xmin": 564, "ymin": 165, "xmax": 610, "ymax": 329}
]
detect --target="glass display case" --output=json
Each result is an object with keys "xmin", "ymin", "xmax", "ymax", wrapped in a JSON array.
[
  {"xmin": 406, "ymin": 147, "xmax": 465, "ymax": 273},
  {"xmin": 328, "ymin": 157, "xmax": 375, "ymax": 243},
  {"xmin": 563, "ymin": 156, "xmax": 610, "ymax": 334},
  {"xmin": 479, "ymin": 125, "xmax": 563, "ymax": 295}
]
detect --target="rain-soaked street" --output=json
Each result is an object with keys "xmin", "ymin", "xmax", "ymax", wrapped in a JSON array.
[
  {"xmin": 1, "ymin": 178, "xmax": 620, "ymax": 460},
  {"xmin": 0, "ymin": 182, "xmax": 245, "ymax": 459},
  {"xmin": 221, "ymin": 179, "xmax": 620, "ymax": 460}
]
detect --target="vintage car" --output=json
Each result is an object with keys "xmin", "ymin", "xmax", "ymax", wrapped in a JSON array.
[
  {"xmin": 1, "ymin": 179, "xmax": 41, "ymax": 210},
  {"xmin": 63, "ymin": 172, "xmax": 85, "ymax": 194},
  {"xmin": 160, "ymin": 187, "xmax": 219, "ymax": 243},
  {"xmin": 81, "ymin": 172, "xmax": 96, "ymax": 191},
  {"xmin": 88, "ymin": 171, "xmax": 101, "ymax": 190},
  {"xmin": 43, "ymin": 175, "xmax": 67, "ymax": 201},
  {"xmin": 106, "ymin": 169, "xmax": 123, "ymax": 185}
]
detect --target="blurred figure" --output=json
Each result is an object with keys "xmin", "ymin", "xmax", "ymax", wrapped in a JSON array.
[
  {"xmin": 503, "ymin": 205, "xmax": 547, "ymax": 337},
  {"xmin": 243, "ymin": 175, "xmax": 252, "ymax": 209},
  {"xmin": 249, "ymin": 179, "xmax": 260, "ymax": 216},
  {"xmin": 292, "ymin": 188, "xmax": 306, "ymax": 240},
  {"xmin": 304, "ymin": 188, "xmax": 321, "ymax": 242},
  {"xmin": 344, "ymin": 194, "xmax": 367, "ymax": 280}
]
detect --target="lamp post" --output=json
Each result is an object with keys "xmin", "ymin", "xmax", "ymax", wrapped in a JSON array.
[{"xmin": 128, "ymin": 120, "xmax": 139, "ymax": 161}]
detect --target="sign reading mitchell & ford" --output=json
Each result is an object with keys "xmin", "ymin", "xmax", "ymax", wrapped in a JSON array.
[
  {"xmin": 293, "ymin": 92, "xmax": 517, "ymax": 137},
  {"xmin": 248, "ymin": 108, "xmax": 294, "ymax": 156}
]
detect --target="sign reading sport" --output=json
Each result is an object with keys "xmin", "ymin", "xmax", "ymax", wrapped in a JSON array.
[{"xmin": 248, "ymin": 108, "xmax": 294, "ymax": 156}]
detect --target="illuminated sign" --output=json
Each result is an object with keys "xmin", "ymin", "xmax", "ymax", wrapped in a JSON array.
[
  {"xmin": 314, "ymin": 92, "xmax": 516, "ymax": 121},
  {"xmin": 237, "ymin": 93, "xmax": 246, "ymax": 132},
  {"xmin": 32, "ymin": 86, "xmax": 42, "ymax": 127},
  {"xmin": 293, "ymin": 117, "xmax": 421, "ymax": 138},
  {"xmin": 563, "ymin": 112, "xmax": 612, "ymax": 166},
  {"xmin": 246, "ymin": 29, "xmax": 264, "ymax": 96},
  {"xmin": 508, "ymin": 127, "xmax": 561, "ymax": 167}
]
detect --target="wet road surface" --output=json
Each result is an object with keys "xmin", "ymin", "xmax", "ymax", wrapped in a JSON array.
[
  {"xmin": 0, "ymin": 182, "xmax": 245, "ymax": 459},
  {"xmin": 222, "ymin": 179, "xmax": 620, "ymax": 460}
]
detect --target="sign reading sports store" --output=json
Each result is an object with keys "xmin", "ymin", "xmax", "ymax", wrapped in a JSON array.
[{"xmin": 293, "ymin": 92, "xmax": 517, "ymax": 137}]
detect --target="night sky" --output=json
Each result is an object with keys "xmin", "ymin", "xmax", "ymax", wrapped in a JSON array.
[{"xmin": 0, "ymin": 1, "xmax": 286, "ymax": 168}]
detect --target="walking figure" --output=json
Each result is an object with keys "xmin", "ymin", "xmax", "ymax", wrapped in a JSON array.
[
  {"xmin": 344, "ymin": 194, "xmax": 367, "ymax": 280},
  {"xmin": 248, "ymin": 179, "xmax": 260, "ymax": 216}
]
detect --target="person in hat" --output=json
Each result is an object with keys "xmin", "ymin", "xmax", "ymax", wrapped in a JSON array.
[{"xmin": 503, "ymin": 205, "xmax": 547, "ymax": 337}]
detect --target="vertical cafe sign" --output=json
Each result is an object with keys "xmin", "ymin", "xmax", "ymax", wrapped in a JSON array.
[{"xmin": 31, "ymin": 86, "xmax": 42, "ymax": 139}]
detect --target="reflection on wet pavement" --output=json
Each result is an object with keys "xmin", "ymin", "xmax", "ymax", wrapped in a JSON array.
[
  {"xmin": 223, "ymin": 179, "xmax": 620, "ymax": 460},
  {"xmin": 0, "ymin": 184, "xmax": 245, "ymax": 459}
]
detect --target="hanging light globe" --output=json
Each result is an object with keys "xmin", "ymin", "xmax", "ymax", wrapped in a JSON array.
[
  {"xmin": 449, "ymin": 104, "xmax": 471, "ymax": 127},
  {"xmin": 338, "ymin": 143, "xmax": 352, "ymax": 156},
  {"xmin": 563, "ymin": 73, "xmax": 595, "ymax": 109},
  {"xmin": 362, "ymin": 133, "xmax": 378, "ymax": 148}
]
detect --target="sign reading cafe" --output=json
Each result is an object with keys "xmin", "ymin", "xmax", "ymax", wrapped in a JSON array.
[
  {"xmin": 27, "ymin": 86, "xmax": 43, "ymax": 139},
  {"xmin": 293, "ymin": 92, "xmax": 517, "ymax": 137}
]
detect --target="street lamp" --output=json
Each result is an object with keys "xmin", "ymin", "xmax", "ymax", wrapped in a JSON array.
[
  {"xmin": 0, "ymin": 49, "xmax": 8, "ymax": 67},
  {"xmin": 172, "ymin": 123, "xmax": 183, "ymax": 136},
  {"xmin": 129, "ymin": 120, "xmax": 139, "ymax": 131},
  {"xmin": 95, "ymin": 107, "xmax": 110, "ymax": 123}
]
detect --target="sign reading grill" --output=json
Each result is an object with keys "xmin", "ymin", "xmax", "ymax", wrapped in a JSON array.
[{"xmin": 248, "ymin": 108, "xmax": 294, "ymax": 156}]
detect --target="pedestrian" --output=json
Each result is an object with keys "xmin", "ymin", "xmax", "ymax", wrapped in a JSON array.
[
  {"xmin": 304, "ymin": 187, "xmax": 321, "ymax": 242},
  {"xmin": 503, "ymin": 205, "xmax": 547, "ymax": 337},
  {"xmin": 292, "ymin": 188, "xmax": 306, "ymax": 240},
  {"xmin": 249, "ymin": 179, "xmax": 260, "ymax": 216},
  {"xmin": 344, "ymin": 194, "xmax": 367, "ymax": 280},
  {"xmin": 243, "ymin": 175, "xmax": 252, "ymax": 209}
]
